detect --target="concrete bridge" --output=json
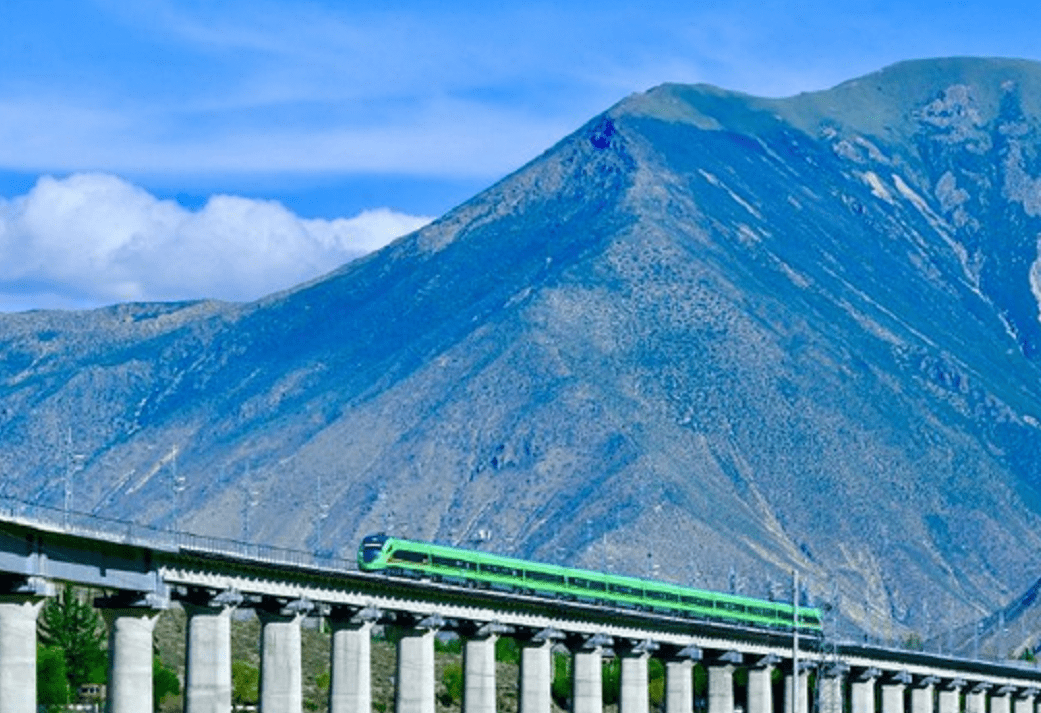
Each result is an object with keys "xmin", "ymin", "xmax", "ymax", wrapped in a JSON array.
[{"xmin": 1, "ymin": 499, "xmax": 1040, "ymax": 713}]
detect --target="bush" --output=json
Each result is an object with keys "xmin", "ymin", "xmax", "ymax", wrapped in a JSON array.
[
  {"xmin": 154, "ymin": 656, "xmax": 181, "ymax": 710},
  {"xmin": 232, "ymin": 661, "xmax": 259, "ymax": 705},
  {"xmin": 37, "ymin": 644, "xmax": 70, "ymax": 708},
  {"xmin": 440, "ymin": 662, "xmax": 464, "ymax": 705}
]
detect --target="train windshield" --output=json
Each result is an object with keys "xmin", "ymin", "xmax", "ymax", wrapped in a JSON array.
[{"xmin": 360, "ymin": 534, "xmax": 389, "ymax": 563}]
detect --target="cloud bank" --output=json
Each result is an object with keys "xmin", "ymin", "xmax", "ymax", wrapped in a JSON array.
[{"xmin": 0, "ymin": 174, "xmax": 431, "ymax": 312}]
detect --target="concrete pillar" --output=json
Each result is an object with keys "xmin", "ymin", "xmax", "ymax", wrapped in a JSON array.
[
  {"xmin": 820, "ymin": 673, "xmax": 846, "ymax": 713},
  {"xmin": 851, "ymin": 672, "xmax": 880, "ymax": 713},
  {"xmin": 572, "ymin": 648, "xmax": 603, "ymax": 713},
  {"xmin": 1015, "ymin": 693, "xmax": 1036, "ymax": 713},
  {"xmin": 785, "ymin": 670, "xmax": 809, "ymax": 713},
  {"xmin": 464, "ymin": 635, "xmax": 498, "ymax": 713},
  {"xmin": 259, "ymin": 609, "xmax": 306, "ymax": 713},
  {"xmin": 994, "ymin": 687, "xmax": 1015, "ymax": 713},
  {"xmin": 396, "ymin": 627, "xmax": 437, "ymax": 713},
  {"xmin": 964, "ymin": 686, "xmax": 989, "ymax": 713},
  {"xmin": 183, "ymin": 602, "xmax": 234, "ymax": 713},
  {"xmin": 103, "ymin": 607, "xmax": 162, "ymax": 713},
  {"xmin": 880, "ymin": 675, "xmax": 910, "ymax": 713},
  {"xmin": 936, "ymin": 684, "xmax": 962, "ymax": 713},
  {"xmin": 911, "ymin": 678, "xmax": 937, "ymax": 713},
  {"xmin": 665, "ymin": 660, "xmax": 694, "ymax": 713},
  {"xmin": 747, "ymin": 658, "xmax": 778, "ymax": 713},
  {"xmin": 620, "ymin": 650, "xmax": 650, "ymax": 713},
  {"xmin": 708, "ymin": 664, "xmax": 735, "ymax": 713},
  {"xmin": 0, "ymin": 596, "xmax": 46, "ymax": 713},
  {"xmin": 329, "ymin": 618, "xmax": 375, "ymax": 713},
  {"xmin": 520, "ymin": 639, "xmax": 554, "ymax": 713}
]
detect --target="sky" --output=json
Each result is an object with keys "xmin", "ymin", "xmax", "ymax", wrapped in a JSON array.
[{"xmin": 1, "ymin": 0, "xmax": 1039, "ymax": 312}]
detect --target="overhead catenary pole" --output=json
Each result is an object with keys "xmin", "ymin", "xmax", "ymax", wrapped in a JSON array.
[{"xmin": 793, "ymin": 570, "xmax": 800, "ymax": 713}]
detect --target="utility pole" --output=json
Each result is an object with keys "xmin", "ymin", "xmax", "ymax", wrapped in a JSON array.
[{"xmin": 793, "ymin": 570, "xmax": 800, "ymax": 713}]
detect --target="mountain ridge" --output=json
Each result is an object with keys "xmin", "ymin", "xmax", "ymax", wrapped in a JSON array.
[{"xmin": 5, "ymin": 57, "xmax": 1041, "ymax": 641}]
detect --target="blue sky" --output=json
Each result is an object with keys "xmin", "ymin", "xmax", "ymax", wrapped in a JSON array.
[{"xmin": 1, "ymin": 0, "xmax": 1038, "ymax": 311}]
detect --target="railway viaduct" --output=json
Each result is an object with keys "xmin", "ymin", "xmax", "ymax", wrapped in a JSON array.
[{"xmin": 1, "ymin": 501, "xmax": 1039, "ymax": 713}]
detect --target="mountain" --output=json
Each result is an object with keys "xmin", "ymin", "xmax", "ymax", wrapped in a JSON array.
[{"xmin": 5, "ymin": 57, "xmax": 1041, "ymax": 641}]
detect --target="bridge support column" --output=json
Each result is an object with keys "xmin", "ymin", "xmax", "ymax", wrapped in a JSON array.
[
  {"xmin": 911, "ymin": 677, "xmax": 938, "ymax": 713},
  {"xmin": 259, "ymin": 600, "xmax": 312, "ymax": 713},
  {"xmin": 619, "ymin": 642, "xmax": 656, "ymax": 713},
  {"xmin": 464, "ymin": 634, "xmax": 498, "ymax": 713},
  {"xmin": 938, "ymin": 680, "xmax": 965, "ymax": 713},
  {"xmin": 396, "ymin": 616, "xmax": 442, "ymax": 713},
  {"xmin": 965, "ymin": 683, "xmax": 990, "ymax": 713},
  {"xmin": 880, "ymin": 671, "xmax": 911, "ymax": 713},
  {"xmin": 851, "ymin": 669, "xmax": 880, "ymax": 713},
  {"xmin": 993, "ymin": 686, "xmax": 1016, "ymax": 713},
  {"xmin": 665, "ymin": 659, "xmax": 693, "ymax": 713},
  {"xmin": 748, "ymin": 655, "xmax": 780, "ymax": 713},
  {"xmin": 820, "ymin": 664, "xmax": 849, "ymax": 713},
  {"xmin": 0, "ymin": 591, "xmax": 48, "ymax": 713},
  {"xmin": 520, "ymin": 631, "xmax": 560, "ymax": 713},
  {"xmin": 101, "ymin": 606, "xmax": 163, "ymax": 713},
  {"xmin": 785, "ymin": 666, "xmax": 810, "ymax": 713},
  {"xmin": 571, "ymin": 634, "xmax": 610, "ymax": 713},
  {"xmin": 329, "ymin": 607, "xmax": 379, "ymax": 713},
  {"xmin": 1015, "ymin": 690, "xmax": 1037, "ymax": 713},
  {"xmin": 709, "ymin": 652, "xmax": 742, "ymax": 713},
  {"xmin": 183, "ymin": 599, "xmax": 236, "ymax": 713}
]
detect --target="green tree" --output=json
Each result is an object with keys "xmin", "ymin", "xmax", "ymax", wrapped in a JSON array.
[
  {"xmin": 153, "ymin": 655, "xmax": 181, "ymax": 711},
  {"xmin": 37, "ymin": 585, "xmax": 107, "ymax": 694},
  {"xmin": 232, "ymin": 661, "xmax": 260, "ymax": 706},
  {"xmin": 36, "ymin": 644, "xmax": 71, "ymax": 709},
  {"xmin": 440, "ymin": 662, "xmax": 464, "ymax": 705},
  {"xmin": 551, "ymin": 652, "xmax": 571, "ymax": 709}
]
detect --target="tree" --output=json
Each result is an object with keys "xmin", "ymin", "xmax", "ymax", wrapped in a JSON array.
[
  {"xmin": 154, "ymin": 656, "xmax": 181, "ymax": 711},
  {"xmin": 37, "ymin": 584, "xmax": 107, "ymax": 694},
  {"xmin": 36, "ymin": 644, "xmax": 71, "ymax": 709},
  {"xmin": 232, "ymin": 661, "xmax": 260, "ymax": 706}
]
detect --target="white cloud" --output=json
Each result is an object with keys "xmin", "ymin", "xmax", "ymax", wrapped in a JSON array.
[{"xmin": 0, "ymin": 173, "xmax": 431, "ymax": 311}]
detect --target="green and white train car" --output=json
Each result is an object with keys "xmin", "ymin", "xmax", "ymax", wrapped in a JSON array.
[{"xmin": 358, "ymin": 534, "xmax": 822, "ymax": 633}]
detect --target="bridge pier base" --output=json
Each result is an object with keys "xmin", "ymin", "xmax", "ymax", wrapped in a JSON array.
[
  {"xmin": 259, "ymin": 606, "xmax": 307, "ymax": 713},
  {"xmin": 396, "ymin": 624, "xmax": 438, "ymax": 713},
  {"xmin": 0, "ymin": 595, "xmax": 46, "ymax": 713},
  {"xmin": 851, "ymin": 670, "xmax": 880, "ymax": 713},
  {"xmin": 464, "ymin": 634, "xmax": 498, "ymax": 713},
  {"xmin": 572, "ymin": 646, "xmax": 604, "ymax": 713},
  {"xmin": 619, "ymin": 648, "xmax": 650, "ymax": 713},
  {"xmin": 708, "ymin": 655, "xmax": 740, "ymax": 713},
  {"xmin": 102, "ymin": 606, "xmax": 163, "ymax": 713},
  {"xmin": 881, "ymin": 672, "xmax": 911, "ymax": 713},
  {"xmin": 938, "ymin": 680, "xmax": 965, "ymax": 713},
  {"xmin": 329, "ymin": 613, "xmax": 375, "ymax": 713},
  {"xmin": 748, "ymin": 655, "xmax": 779, "ymax": 713},
  {"xmin": 184, "ymin": 602, "xmax": 235, "ymax": 713},
  {"xmin": 520, "ymin": 637, "xmax": 554, "ymax": 713},
  {"xmin": 785, "ymin": 668, "xmax": 810, "ymax": 713},
  {"xmin": 965, "ymin": 684, "xmax": 990, "ymax": 713},
  {"xmin": 665, "ymin": 659, "xmax": 694, "ymax": 713},
  {"xmin": 993, "ymin": 686, "xmax": 1016, "ymax": 713}
]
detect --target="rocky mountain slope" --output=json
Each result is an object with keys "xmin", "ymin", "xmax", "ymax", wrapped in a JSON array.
[{"xmin": 4, "ymin": 57, "xmax": 1041, "ymax": 643}]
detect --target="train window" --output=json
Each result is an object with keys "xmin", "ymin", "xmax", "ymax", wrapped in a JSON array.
[
  {"xmin": 481, "ymin": 564, "xmax": 520, "ymax": 577},
  {"xmin": 608, "ymin": 583, "xmax": 641, "ymax": 596},
  {"xmin": 569, "ymin": 577, "xmax": 607, "ymax": 591},
  {"xmin": 719, "ymin": 601, "xmax": 746, "ymax": 612},
  {"xmin": 432, "ymin": 556, "xmax": 473, "ymax": 570},
  {"xmin": 681, "ymin": 596, "xmax": 715, "ymax": 608},
  {"xmin": 800, "ymin": 614, "xmax": 820, "ymax": 625},
  {"xmin": 526, "ymin": 570, "xmax": 565, "ymax": 584},
  {"xmin": 390, "ymin": 549, "xmax": 428, "ymax": 564},
  {"xmin": 646, "ymin": 589, "xmax": 679, "ymax": 602}
]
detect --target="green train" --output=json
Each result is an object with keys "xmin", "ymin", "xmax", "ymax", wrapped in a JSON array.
[{"xmin": 358, "ymin": 534, "xmax": 822, "ymax": 633}]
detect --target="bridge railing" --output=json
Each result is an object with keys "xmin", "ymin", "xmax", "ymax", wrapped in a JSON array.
[{"xmin": 0, "ymin": 495, "xmax": 359, "ymax": 574}]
